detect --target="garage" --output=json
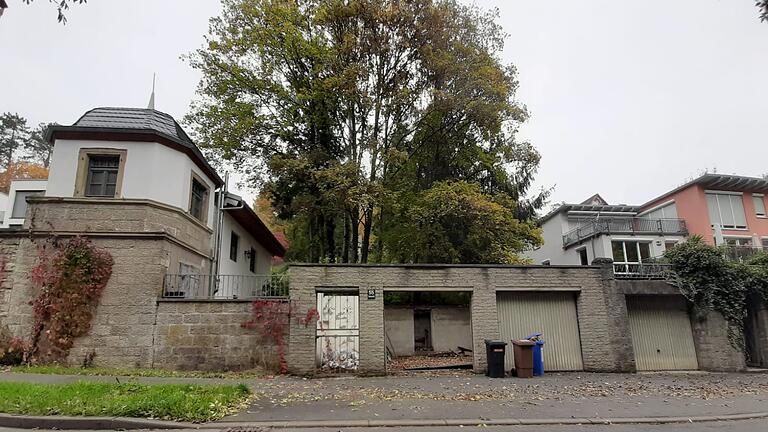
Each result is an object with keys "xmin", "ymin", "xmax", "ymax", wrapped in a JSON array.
[
  {"xmin": 497, "ymin": 292, "xmax": 584, "ymax": 371},
  {"xmin": 626, "ymin": 295, "xmax": 698, "ymax": 371}
]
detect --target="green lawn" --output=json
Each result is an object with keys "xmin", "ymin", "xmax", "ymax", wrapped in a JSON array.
[
  {"xmin": 8, "ymin": 365, "xmax": 267, "ymax": 379},
  {"xmin": 0, "ymin": 381, "xmax": 251, "ymax": 422}
]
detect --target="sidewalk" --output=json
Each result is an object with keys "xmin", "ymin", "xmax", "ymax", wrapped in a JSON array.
[
  {"xmin": 221, "ymin": 371, "xmax": 768, "ymax": 424},
  {"xmin": 2, "ymin": 370, "xmax": 768, "ymax": 427}
]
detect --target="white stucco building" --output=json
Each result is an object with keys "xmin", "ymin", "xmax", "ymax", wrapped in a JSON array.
[
  {"xmin": 16, "ymin": 107, "xmax": 288, "ymax": 298},
  {"xmin": 525, "ymin": 194, "xmax": 688, "ymax": 275}
]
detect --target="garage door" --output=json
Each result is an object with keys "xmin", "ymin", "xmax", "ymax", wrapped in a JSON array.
[
  {"xmin": 497, "ymin": 292, "xmax": 584, "ymax": 371},
  {"xmin": 627, "ymin": 295, "xmax": 698, "ymax": 371}
]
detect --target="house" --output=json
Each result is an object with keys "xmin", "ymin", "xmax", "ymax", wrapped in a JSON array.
[
  {"xmin": 526, "ymin": 173, "xmax": 768, "ymax": 271},
  {"xmin": 525, "ymin": 196, "xmax": 687, "ymax": 272},
  {"xmin": 40, "ymin": 107, "xmax": 286, "ymax": 297},
  {"xmin": 0, "ymin": 180, "xmax": 47, "ymax": 229}
]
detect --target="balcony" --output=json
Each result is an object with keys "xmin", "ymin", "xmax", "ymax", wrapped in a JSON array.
[
  {"xmin": 613, "ymin": 262, "xmax": 672, "ymax": 280},
  {"xmin": 162, "ymin": 273, "xmax": 289, "ymax": 299},
  {"xmin": 563, "ymin": 217, "xmax": 687, "ymax": 248}
]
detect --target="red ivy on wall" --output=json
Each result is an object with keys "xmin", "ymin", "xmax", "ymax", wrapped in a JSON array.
[
  {"xmin": 242, "ymin": 300, "xmax": 318, "ymax": 374},
  {"xmin": 28, "ymin": 236, "xmax": 114, "ymax": 363}
]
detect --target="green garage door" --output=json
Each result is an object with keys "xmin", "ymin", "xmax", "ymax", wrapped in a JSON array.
[
  {"xmin": 627, "ymin": 295, "xmax": 698, "ymax": 371},
  {"xmin": 497, "ymin": 292, "xmax": 584, "ymax": 371}
]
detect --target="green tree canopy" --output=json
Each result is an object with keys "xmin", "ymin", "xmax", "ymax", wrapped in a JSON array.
[{"xmin": 188, "ymin": 0, "xmax": 547, "ymax": 263}]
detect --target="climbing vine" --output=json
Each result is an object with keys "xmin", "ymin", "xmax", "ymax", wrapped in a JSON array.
[
  {"xmin": 242, "ymin": 299, "xmax": 318, "ymax": 374},
  {"xmin": 665, "ymin": 236, "xmax": 768, "ymax": 350},
  {"xmin": 28, "ymin": 236, "xmax": 114, "ymax": 363}
]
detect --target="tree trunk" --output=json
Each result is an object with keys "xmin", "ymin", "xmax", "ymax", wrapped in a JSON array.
[
  {"xmin": 360, "ymin": 207, "xmax": 373, "ymax": 263},
  {"xmin": 342, "ymin": 213, "xmax": 350, "ymax": 263},
  {"xmin": 350, "ymin": 207, "xmax": 359, "ymax": 263},
  {"xmin": 325, "ymin": 214, "xmax": 336, "ymax": 263}
]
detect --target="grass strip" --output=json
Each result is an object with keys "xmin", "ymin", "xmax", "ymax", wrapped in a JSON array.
[
  {"xmin": 0, "ymin": 381, "xmax": 250, "ymax": 422},
  {"xmin": 7, "ymin": 365, "xmax": 266, "ymax": 379}
]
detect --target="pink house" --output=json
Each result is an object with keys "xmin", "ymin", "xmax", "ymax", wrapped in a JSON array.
[{"xmin": 640, "ymin": 174, "xmax": 768, "ymax": 250}]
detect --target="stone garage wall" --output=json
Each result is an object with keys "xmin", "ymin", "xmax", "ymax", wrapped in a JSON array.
[{"xmin": 288, "ymin": 263, "xmax": 635, "ymax": 376}]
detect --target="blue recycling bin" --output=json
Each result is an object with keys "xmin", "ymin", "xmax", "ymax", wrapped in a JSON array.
[{"xmin": 526, "ymin": 333, "xmax": 545, "ymax": 376}]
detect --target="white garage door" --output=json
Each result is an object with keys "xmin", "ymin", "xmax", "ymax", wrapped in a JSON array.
[
  {"xmin": 497, "ymin": 292, "xmax": 584, "ymax": 371},
  {"xmin": 627, "ymin": 295, "xmax": 698, "ymax": 371}
]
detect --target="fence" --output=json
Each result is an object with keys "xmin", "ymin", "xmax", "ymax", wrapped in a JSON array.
[
  {"xmin": 563, "ymin": 218, "xmax": 687, "ymax": 247},
  {"xmin": 162, "ymin": 273, "xmax": 289, "ymax": 299},
  {"xmin": 613, "ymin": 262, "xmax": 672, "ymax": 280}
]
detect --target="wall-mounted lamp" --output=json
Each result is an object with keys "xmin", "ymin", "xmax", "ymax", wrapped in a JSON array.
[{"xmin": 244, "ymin": 249, "xmax": 253, "ymax": 259}]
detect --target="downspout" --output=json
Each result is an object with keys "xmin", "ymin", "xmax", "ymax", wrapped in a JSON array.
[{"xmin": 210, "ymin": 173, "xmax": 229, "ymax": 295}]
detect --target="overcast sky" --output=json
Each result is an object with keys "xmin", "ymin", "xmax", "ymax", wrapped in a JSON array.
[{"xmin": 1, "ymin": 1, "xmax": 766, "ymax": 210}]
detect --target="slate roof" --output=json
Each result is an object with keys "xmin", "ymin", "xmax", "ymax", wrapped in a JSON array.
[{"xmin": 47, "ymin": 107, "xmax": 223, "ymax": 186}]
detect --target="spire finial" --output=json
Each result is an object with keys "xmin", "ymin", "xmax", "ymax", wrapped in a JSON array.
[{"xmin": 147, "ymin": 73, "xmax": 156, "ymax": 109}]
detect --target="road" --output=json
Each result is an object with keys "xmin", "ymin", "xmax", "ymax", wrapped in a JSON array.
[{"xmin": 2, "ymin": 419, "xmax": 767, "ymax": 432}]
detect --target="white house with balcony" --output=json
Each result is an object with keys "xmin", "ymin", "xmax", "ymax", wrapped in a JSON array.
[
  {"xmin": 525, "ymin": 194, "xmax": 688, "ymax": 276},
  {"xmin": 11, "ymin": 107, "xmax": 288, "ymax": 299}
]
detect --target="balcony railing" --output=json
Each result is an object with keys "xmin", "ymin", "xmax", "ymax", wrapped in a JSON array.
[
  {"xmin": 723, "ymin": 245, "xmax": 767, "ymax": 263},
  {"xmin": 162, "ymin": 273, "xmax": 289, "ymax": 299},
  {"xmin": 613, "ymin": 262, "xmax": 672, "ymax": 280},
  {"xmin": 563, "ymin": 217, "xmax": 687, "ymax": 247}
]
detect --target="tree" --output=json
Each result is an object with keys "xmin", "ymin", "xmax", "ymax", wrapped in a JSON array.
[
  {"xmin": 0, "ymin": 113, "xmax": 29, "ymax": 171},
  {"xmin": 19, "ymin": 0, "xmax": 86, "ymax": 24},
  {"xmin": 188, "ymin": 0, "xmax": 547, "ymax": 264},
  {"xmin": 759, "ymin": 1, "xmax": 768, "ymax": 22},
  {"xmin": 382, "ymin": 181, "xmax": 541, "ymax": 263},
  {"xmin": 0, "ymin": 162, "xmax": 49, "ymax": 193},
  {"xmin": 25, "ymin": 123, "xmax": 56, "ymax": 168}
]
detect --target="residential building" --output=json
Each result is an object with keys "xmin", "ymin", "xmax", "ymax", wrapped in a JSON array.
[
  {"xmin": 527, "ymin": 174, "xmax": 768, "ymax": 274},
  {"xmin": 1, "ymin": 180, "xmax": 47, "ymax": 229},
  {"xmin": 21, "ymin": 107, "xmax": 286, "ymax": 298}
]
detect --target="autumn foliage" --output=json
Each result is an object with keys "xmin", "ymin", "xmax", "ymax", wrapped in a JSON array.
[
  {"xmin": 0, "ymin": 162, "xmax": 48, "ymax": 193},
  {"xmin": 28, "ymin": 236, "xmax": 114, "ymax": 363},
  {"xmin": 242, "ymin": 299, "xmax": 318, "ymax": 374}
]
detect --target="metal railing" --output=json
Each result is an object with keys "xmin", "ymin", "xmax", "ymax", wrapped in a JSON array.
[
  {"xmin": 613, "ymin": 262, "xmax": 673, "ymax": 280},
  {"xmin": 162, "ymin": 273, "xmax": 289, "ymax": 299},
  {"xmin": 723, "ymin": 245, "xmax": 767, "ymax": 263},
  {"xmin": 563, "ymin": 217, "xmax": 687, "ymax": 247}
]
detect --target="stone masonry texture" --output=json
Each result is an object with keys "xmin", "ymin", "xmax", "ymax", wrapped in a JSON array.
[
  {"xmin": 287, "ymin": 263, "xmax": 636, "ymax": 376},
  {"xmin": 0, "ymin": 199, "xmax": 274, "ymax": 370}
]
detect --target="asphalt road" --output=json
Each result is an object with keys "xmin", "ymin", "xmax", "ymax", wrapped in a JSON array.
[{"xmin": 2, "ymin": 420, "xmax": 768, "ymax": 432}]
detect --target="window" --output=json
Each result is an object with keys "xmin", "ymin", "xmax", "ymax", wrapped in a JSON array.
[
  {"xmin": 75, "ymin": 149, "xmax": 126, "ymax": 198},
  {"xmin": 612, "ymin": 240, "xmax": 651, "ymax": 273},
  {"xmin": 248, "ymin": 247, "xmax": 256, "ymax": 273},
  {"xmin": 763, "ymin": 238, "xmax": 768, "ymax": 249},
  {"xmin": 11, "ymin": 190, "xmax": 43, "ymax": 219},
  {"xmin": 577, "ymin": 248, "xmax": 589, "ymax": 266},
  {"xmin": 706, "ymin": 192, "xmax": 747, "ymax": 229},
  {"xmin": 189, "ymin": 176, "xmax": 209, "ymax": 222},
  {"xmin": 725, "ymin": 237, "xmax": 752, "ymax": 247},
  {"xmin": 86, "ymin": 155, "xmax": 120, "ymax": 197},
  {"xmin": 641, "ymin": 202, "xmax": 678, "ymax": 220},
  {"xmin": 664, "ymin": 240, "xmax": 678, "ymax": 251},
  {"xmin": 754, "ymin": 194, "xmax": 766, "ymax": 217},
  {"xmin": 229, "ymin": 232, "xmax": 239, "ymax": 262}
]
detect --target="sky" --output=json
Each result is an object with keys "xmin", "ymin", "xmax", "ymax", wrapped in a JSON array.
[{"xmin": 1, "ymin": 0, "xmax": 767, "ymax": 210}]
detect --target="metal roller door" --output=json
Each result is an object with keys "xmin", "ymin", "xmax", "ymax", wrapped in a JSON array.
[
  {"xmin": 627, "ymin": 295, "xmax": 698, "ymax": 371},
  {"xmin": 497, "ymin": 292, "xmax": 584, "ymax": 371}
]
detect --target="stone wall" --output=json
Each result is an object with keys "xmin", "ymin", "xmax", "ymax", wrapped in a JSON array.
[
  {"xmin": 690, "ymin": 306, "xmax": 746, "ymax": 372},
  {"xmin": 153, "ymin": 300, "xmax": 278, "ymax": 371},
  {"xmin": 288, "ymin": 264, "xmax": 632, "ymax": 376}
]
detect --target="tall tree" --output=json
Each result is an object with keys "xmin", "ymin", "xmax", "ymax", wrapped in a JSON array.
[
  {"xmin": 25, "ymin": 122, "xmax": 56, "ymax": 168},
  {"xmin": 0, "ymin": 113, "xmax": 29, "ymax": 171},
  {"xmin": 188, "ymin": 0, "xmax": 546, "ymax": 264}
]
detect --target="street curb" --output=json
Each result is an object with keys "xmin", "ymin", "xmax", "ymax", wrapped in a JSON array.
[
  {"xmin": 216, "ymin": 411, "xmax": 768, "ymax": 428},
  {"xmin": 0, "ymin": 413, "xmax": 197, "ymax": 430},
  {"xmin": 1, "ymin": 411, "xmax": 767, "ymax": 430}
]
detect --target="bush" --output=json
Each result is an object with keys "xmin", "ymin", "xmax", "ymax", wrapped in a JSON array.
[{"xmin": 0, "ymin": 326, "xmax": 28, "ymax": 366}]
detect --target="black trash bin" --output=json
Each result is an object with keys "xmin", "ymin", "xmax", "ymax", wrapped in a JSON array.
[{"xmin": 485, "ymin": 339, "xmax": 508, "ymax": 378}]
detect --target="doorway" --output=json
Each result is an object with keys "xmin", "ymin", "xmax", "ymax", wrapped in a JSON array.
[{"xmin": 414, "ymin": 309, "xmax": 433, "ymax": 352}]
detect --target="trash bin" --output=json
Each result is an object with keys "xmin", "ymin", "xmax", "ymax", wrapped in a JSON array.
[
  {"xmin": 511, "ymin": 339, "xmax": 535, "ymax": 378},
  {"xmin": 485, "ymin": 339, "xmax": 507, "ymax": 378},
  {"xmin": 526, "ymin": 332, "xmax": 545, "ymax": 377}
]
